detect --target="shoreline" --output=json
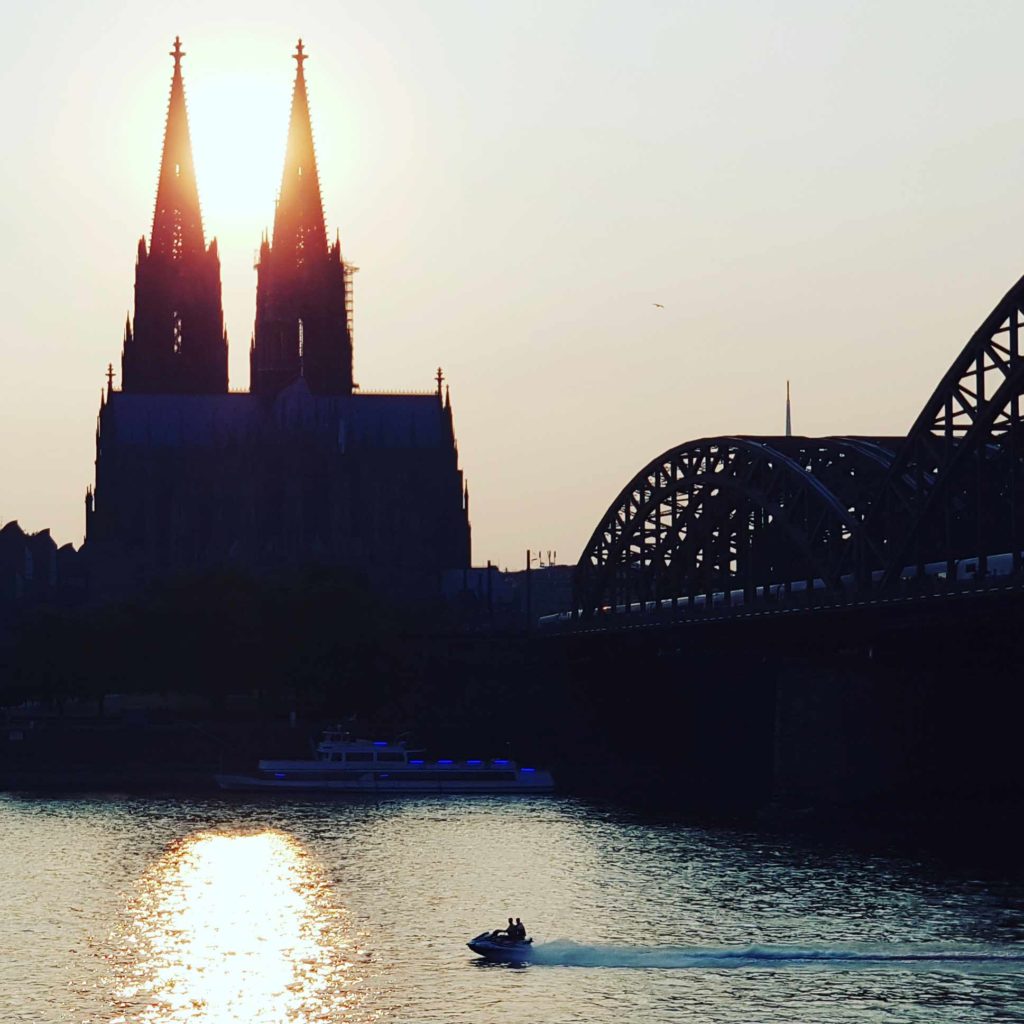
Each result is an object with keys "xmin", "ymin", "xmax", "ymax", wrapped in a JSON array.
[{"xmin": 3, "ymin": 766, "xmax": 1021, "ymax": 874}]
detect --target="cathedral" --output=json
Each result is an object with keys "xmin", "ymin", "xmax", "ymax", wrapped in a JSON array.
[{"xmin": 85, "ymin": 39, "xmax": 471, "ymax": 599}]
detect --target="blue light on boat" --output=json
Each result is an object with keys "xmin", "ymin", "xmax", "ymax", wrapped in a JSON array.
[
  {"xmin": 410, "ymin": 759, "xmax": 424, "ymax": 764},
  {"xmin": 467, "ymin": 759, "xmax": 482, "ymax": 765},
  {"xmin": 494, "ymin": 759, "xmax": 510, "ymax": 765},
  {"xmin": 274, "ymin": 773, "xmax": 286, "ymax": 779},
  {"xmin": 373, "ymin": 741, "xmax": 388, "ymax": 746},
  {"xmin": 438, "ymin": 759, "xmax": 454, "ymax": 764},
  {"xmin": 521, "ymin": 768, "xmax": 536, "ymax": 772}
]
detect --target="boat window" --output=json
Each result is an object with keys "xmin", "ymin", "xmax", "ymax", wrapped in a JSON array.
[
  {"xmin": 345, "ymin": 752, "xmax": 373, "ymax": 762},
  {"xmin": 376, "ymin": 752, "xmax": 405, "ymax": 762},
  {"xmin": 397, "ymin": 771, "xmax": 518, "ymax": 782},
  {"xmin": 263, "ymin": 771, "xmax": 344, "ymax": 781}
]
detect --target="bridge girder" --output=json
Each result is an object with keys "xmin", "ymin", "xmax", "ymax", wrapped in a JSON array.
[
  {"xmin": 866, "ymin": 272, "xmax": 1024, "ymax": 584},
  {"xmin": 575, "ymin": 436, "xmax": 895, "ymax": 617},
  {"xmin": 576, "ymin": 271, "xmax": 1024, "ymax": 617}
]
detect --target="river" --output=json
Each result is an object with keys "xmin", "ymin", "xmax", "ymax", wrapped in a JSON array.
[{"xmin": 1, "ymin": 793, "xmax": 1022, "ymax": 1023}]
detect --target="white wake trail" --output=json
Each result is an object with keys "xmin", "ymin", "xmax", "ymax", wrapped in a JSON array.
[{"xmin": 528, "ymin": 941, "xmax": 1024, "ymax": 972}]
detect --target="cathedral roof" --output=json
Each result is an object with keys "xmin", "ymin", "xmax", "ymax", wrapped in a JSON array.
[{"xmin": 100, "ymin": 391, "xmax": 451, "ymax": 450}]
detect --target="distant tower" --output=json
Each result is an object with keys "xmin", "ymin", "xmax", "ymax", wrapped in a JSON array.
[
  {"xmin": 121, "ymin": 38, "xmax": 228, "ymax": 394},
  {"xmin": 251, "ymin": 39, "xmax": 353, "ymax": 396},
  {"xmin": 785, "ymin": 380, "xmax": 792, "ymax": 437}
]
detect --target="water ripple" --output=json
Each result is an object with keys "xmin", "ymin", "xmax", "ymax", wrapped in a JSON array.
[{"xmin": 0, "ymin": 793, "xmax": 1022, "ymax": 1023}]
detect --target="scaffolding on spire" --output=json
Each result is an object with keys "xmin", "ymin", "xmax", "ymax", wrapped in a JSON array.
[{"xmin": 251, "ymin": 40, "xmax": 353, "ymax": 396}]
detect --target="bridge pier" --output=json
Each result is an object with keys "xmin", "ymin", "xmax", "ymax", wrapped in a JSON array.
[
  {"xmin": 771, "ymin": 657, "xmax": 930, "ymax": 808},
  {"xmin": 560, "ymin": 630, "xmax": 777, "ymax": 813},
  {"xmin": 557, "ymin": 590, "xmax": 1024, "ymax": 824}
]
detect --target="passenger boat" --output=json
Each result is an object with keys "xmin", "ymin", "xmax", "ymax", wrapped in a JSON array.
[{"xmin": 215, "ymin": 729, "xmax": 555, "ymax": 793}]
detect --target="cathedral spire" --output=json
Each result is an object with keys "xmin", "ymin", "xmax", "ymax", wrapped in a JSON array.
[
  {"xmin": 150, "ymin": 37, "xmax": 205, "ymax": 260},
  {"xmin": 272, "ymin": 38, "xmax": 327, "ymax": 266},
  {"xmin": 252, "ymin": 40, "xmax": 352, "ymax": 397},
  {"xmin": 121, "ymin": 38, "xmax": 227, "ymax": 394}
]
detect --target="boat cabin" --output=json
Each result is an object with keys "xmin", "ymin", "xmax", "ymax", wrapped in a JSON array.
[{"xmin": 316, "ymin": 735, "xmax": 410, "ymax": 764}]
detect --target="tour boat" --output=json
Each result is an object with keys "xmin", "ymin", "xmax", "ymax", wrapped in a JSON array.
[{"xmin": 215, "ymin": 729, "xmax": 555, "ymax": 793}]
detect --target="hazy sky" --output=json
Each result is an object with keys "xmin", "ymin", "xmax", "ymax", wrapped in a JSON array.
[{"xmin": 4, "ymin": 0, "xmax": 1024, "ymax": 570}]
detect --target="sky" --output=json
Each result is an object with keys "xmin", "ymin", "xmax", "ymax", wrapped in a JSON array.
[{"xmin": 3, "ymin": 0, "xmax": 1024, "ymax": 571}]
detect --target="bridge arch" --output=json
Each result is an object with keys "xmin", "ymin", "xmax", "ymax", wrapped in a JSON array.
[
  {"xmin": 866, "ymin": 272, "xmax": 1024, "ymax": 583},
  {"xmin": 575, "ymin": 272, "xmax": 1024, "ymax": 616},
  {"xmin": 575, "ymin": 436, "xmax": 894, "ymax": 617}
]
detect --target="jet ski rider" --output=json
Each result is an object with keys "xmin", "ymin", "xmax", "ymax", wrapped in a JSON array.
[{"xmin": 490, "ymin": 917, "xmax": 527, "ymax": 943}]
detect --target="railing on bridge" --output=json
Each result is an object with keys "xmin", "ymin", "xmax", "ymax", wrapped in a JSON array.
[{"xmin": 545, "ymin": 550, "xmax": 1024, "ymax": 632}]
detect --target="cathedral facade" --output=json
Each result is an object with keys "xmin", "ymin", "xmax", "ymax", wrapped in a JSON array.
[{"xmin": 85, "ymin": 39, "xmax": 471, "ymax": 599}]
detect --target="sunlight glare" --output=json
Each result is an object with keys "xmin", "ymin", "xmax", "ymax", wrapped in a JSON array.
[
  {"xmin": 189, "ymin": 70, "xmax": 287, "ymax": 247},
  {"xmin": 113, "ymin": 830, "xmax": 365, "ymax": 1023}
]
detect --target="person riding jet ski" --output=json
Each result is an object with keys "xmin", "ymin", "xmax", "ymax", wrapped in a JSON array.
[
  {"xmin": 488, "ymin": 917, "xmax": 517, "ymax": 942},
  {"xmin": 468, "ymin": 918, "xmax": 533, "ymax": 960},
  {"xmin": 491, "ymin": 917, "xmax": 527, "ymax": 943}
]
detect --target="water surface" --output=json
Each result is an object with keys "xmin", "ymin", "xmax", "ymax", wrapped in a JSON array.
[{"xmin": 1, "ymin": 794, "xmax": 1021, "ymax": 1023}]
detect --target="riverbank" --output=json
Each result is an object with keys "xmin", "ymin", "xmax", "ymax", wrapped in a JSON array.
[
  {"xmin": 0, "ymin": 712, "xmax": 304, "ymax": 793},
  {"xmin": 3, "ymin": 711, "xmax": 1021, "ymax": 873}
]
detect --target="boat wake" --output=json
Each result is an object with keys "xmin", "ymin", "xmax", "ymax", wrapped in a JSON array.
[{"xmin": 528, "ymin": 941, "xmax": 1024, "ymax": 972}]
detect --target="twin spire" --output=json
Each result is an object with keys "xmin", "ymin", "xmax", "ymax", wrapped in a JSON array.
[
  {"xmin": 126, "ymin": 37, "xmax": 347, "ymax": 396},
  {"xmin": 151, "ymin": 36, "xmax": 205, "ymax": 260},
  {"xmin": 273, "ymin": 39, "xmax": 328, "ymax": 266},
  {"xmin": 121, "ymin": 35, "xmax": 226, "ymax": 394},
  {"xmin": 251, "ymin": 38, "xmax": 353, "ymax": 395},
  {"xmin": 152, "ymin": 36, "xmax": 326, "ymax": 266}
]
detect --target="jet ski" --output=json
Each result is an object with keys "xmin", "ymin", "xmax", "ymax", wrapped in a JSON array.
[{"xmin": 467, "ymin": 930, "xmax": 535, "ymax": 962}]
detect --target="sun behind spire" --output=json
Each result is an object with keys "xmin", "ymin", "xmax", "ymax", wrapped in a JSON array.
[
  {"xmin": 271, "ymin": 37, "xmax": 327, "ymax": 265},
  {"xmin": 150, "ymin": 36, "xmax": 205, "ymax": 260},
  {"xmin": 252, "ymin": 40, "xmax": 352, "ymax": 396},
  {"xmin": 122, "ymin": 38, "xmax": 227, "ymax": 395}
]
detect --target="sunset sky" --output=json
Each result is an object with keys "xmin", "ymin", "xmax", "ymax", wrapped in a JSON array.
[{"xmin": 4, "ymin": 0, "xmax": 1024, "ymax": 570}]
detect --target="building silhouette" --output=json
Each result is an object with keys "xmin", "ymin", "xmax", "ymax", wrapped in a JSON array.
[
  {"xmin": 0, "ymin": 522, "xmax": 84, "ymax": 623},
  {"xmin": 85, "ymin": 39, "xmax": 471, "ymax": 599}
]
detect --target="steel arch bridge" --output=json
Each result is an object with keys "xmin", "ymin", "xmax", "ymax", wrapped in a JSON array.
[{"xmin": 575, "ymin": 271, "xmax": 1024, "ymax": 618}]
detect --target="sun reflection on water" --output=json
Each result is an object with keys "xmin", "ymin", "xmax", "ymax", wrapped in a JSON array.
[{"xmin": 112, "ymin": 830, "xmax": 366, "ymax": 1023}]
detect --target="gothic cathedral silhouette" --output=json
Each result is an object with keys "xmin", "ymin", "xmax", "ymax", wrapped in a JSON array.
[{"xmin": 85, "ymin": 40, "xmax": 471, "ymax": 598}]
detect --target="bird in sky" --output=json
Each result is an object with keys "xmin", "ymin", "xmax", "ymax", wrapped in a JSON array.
[{"xmin": 653, "ymin": 303, "xmax": 664, "ymax": 308}]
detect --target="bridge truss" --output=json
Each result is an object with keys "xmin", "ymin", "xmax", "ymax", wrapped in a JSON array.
[{"xmin": 575, "ymin": 272, "xmax": 1024, "ymax": 618}]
